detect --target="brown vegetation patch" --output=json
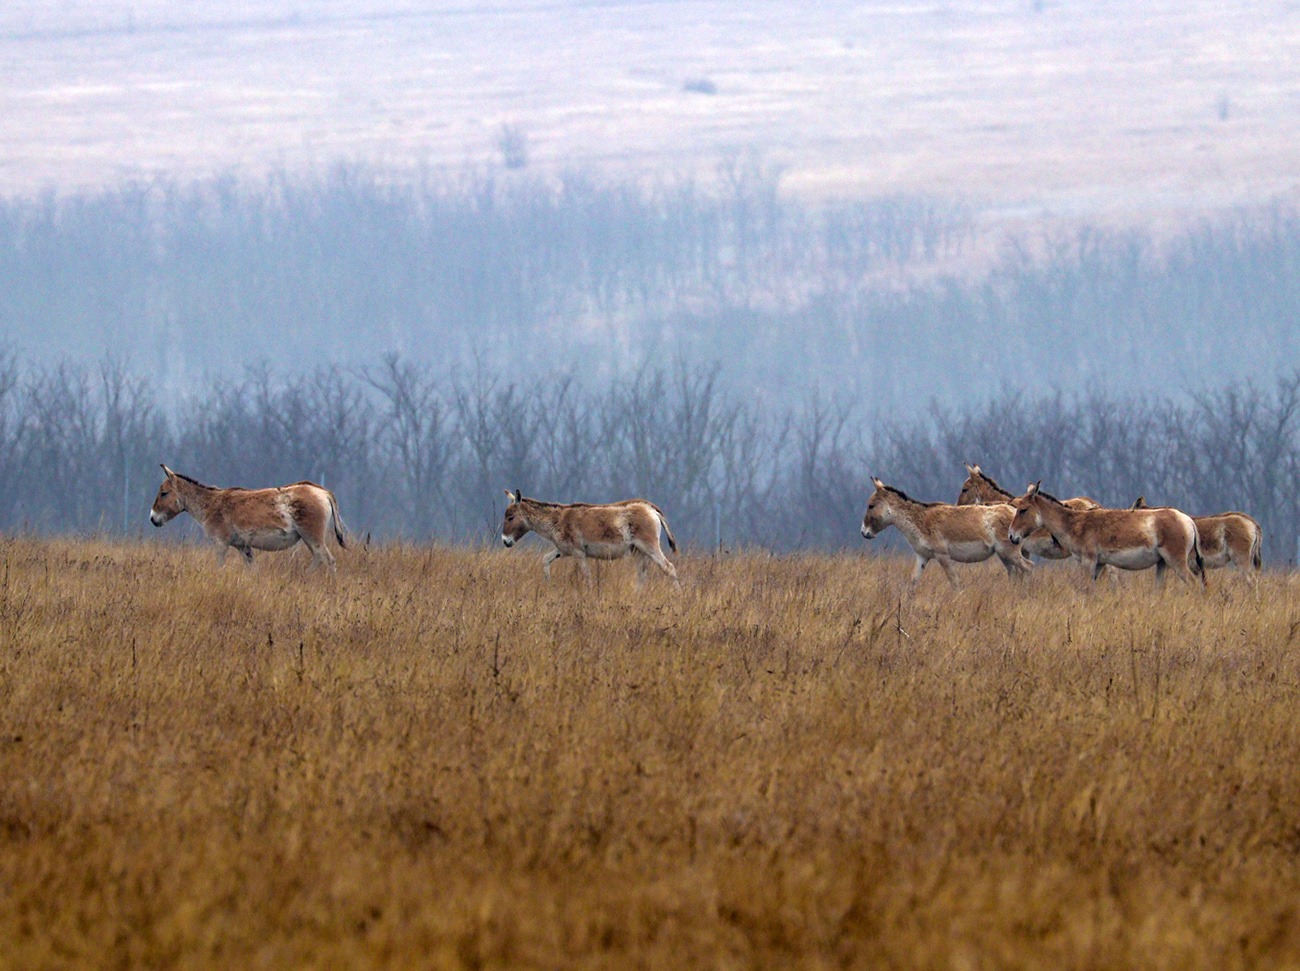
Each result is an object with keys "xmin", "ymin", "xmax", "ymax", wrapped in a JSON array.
[{"xmin": 0, "ymin": 539, "xmax": 1297, "ymax": 966}]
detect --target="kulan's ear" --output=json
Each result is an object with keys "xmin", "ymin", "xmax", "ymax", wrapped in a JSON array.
[
  {"xmin": 504, "ymin": 489, "xmax": 515, "ymax": 501},
  {"xmin": 514, "ymin": 488, "xmax": 522, "ymax": 503},
  {"xmin": 161, "ymin": 463, "xmax": 175, "ymax": 479},
  {"xmin": 1026, "ymin": 480, "xmax": 1041, "ymax": 497}
]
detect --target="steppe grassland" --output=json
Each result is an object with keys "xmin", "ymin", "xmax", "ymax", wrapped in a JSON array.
[{"xmin": 1, "ymin": 538, "xmax": 1299, "ymax": 967}]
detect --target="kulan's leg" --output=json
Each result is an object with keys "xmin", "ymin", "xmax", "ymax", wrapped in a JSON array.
[
  {"xmin": 299, "ymin": 532, "xmax": 336, "ymax": 571},
  {"xmin": 998, "ymin": 550, "xmax": 1031, "ymax": 579},
  {"xmin": 542, "ymin": 548, "xmax": 562, "ymax": 579},
  {"xmin": 1168, "ymin": 548, "xmax": 1203, "ymax": 588},
  {"xmin": 640, "ymin": 543, "xmax": 680, "ymax": 588}
]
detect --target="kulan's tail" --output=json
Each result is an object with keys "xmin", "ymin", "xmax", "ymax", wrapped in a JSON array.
[
  {"xmin": 655, "ymin": 506, "xmax": 678, "ymax": 553},
  {"xmin": 1191, "ymin": 526, "xmax": 1206, "ymax": 588},
  {"xmin": 328, "ymin": 490, "xmax": 348, "ymax": 548},
  {"xmin": 1250, "ymin": 519, "xmax": 1263, "ymax": 571}
]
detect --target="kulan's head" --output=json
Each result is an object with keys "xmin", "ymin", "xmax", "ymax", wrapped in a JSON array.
[
  {"xmin": 500, "ymin": 489, "xmax": 529, "ymax": 547},
  {"xmin": 1008, "ymin": 481, "xmax": 1044, "ymax": 545},
  {"xmin": 150, "ymin": 464, "xmax": 183, "ymax": 527},
  {"xmin": 860, "ymin": 477, "xmax": 894, "ymax": 539},
  {"xmin": 956, "ymin": 463, "xmax": 989, "ymax": 506}
]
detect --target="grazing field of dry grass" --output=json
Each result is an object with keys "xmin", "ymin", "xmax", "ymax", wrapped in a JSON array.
[{"xmin": 1, "ymin": 537, "xmax": 1299, "ymax": 967}]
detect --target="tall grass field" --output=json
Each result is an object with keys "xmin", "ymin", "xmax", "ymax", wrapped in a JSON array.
[{"xmin": 1, "ymin": 538, "xmax": 1297, "ymax": 967}]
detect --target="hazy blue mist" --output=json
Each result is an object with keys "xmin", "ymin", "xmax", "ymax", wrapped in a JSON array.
[{"xmin": 3, "ymin": 164, "xmax": 1296, "ymax": 415}]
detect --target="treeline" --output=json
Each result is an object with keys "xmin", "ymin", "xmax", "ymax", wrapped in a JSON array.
[
  {"xmin": 0, "ymin": 161, "xmax": 972, "ymax": 409},
  {"xmin": 4, "ymin": 163, "xmax": 1298, "ymax": 413},
  {"xmin": 1, "ymin": 353, "xmax": 1297, "ymax": 564},
  {"xmin": 6, "ymin": 164, "xmax": 1300, "ymax": 414}
]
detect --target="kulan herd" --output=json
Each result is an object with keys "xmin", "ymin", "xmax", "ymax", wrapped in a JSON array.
[
  {"xmin": 864, "ymin": 465, "xmax": 1259, "ymax": 589},
  {"xmin": 149, "ymin": 462, "xmax": 1262, "ymax": 589}
]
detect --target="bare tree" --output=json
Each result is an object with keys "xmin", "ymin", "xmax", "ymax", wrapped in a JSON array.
[
  {"xmin": 789, "ymin": 394, "xmax": 864, "ymax": 549},
  {"xmin": 0, "ymin": 349, "xmax": 25, "ymax": 526},
  {"xmin": 452, "ymin": 367, "xmax": 545, "ymax": 541},
  {"xmin": 365, "ymin": 354, "xmax": 460, "ymax": 538}
]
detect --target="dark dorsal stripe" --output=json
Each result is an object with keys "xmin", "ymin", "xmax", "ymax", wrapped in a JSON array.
[{"xmin": 523, "ymin": 497, "xmax": 624, "ymax": 510}]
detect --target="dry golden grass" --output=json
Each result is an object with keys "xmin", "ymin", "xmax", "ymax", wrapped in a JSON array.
[{"xmin": 1, "ymin": 537, "xmax": 1299, "ymax": 968}]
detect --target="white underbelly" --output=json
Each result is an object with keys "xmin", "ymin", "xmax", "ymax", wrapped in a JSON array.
[
  {"xmin": 1198, "ymin": 548, "xmax": 1229, "ymax": 569},
  {"xmin": 945, "ymin": 540, "xmax": 994, "ymax": 563},
  {"xmin": 236, "ymin": 528, "xmax": 300, "ymax": 552},
  {"xmin": 1100, "ymin": 547, "xmax": 1160, "ymax": 570},
  {"xmin": 581, "ymin": 541, "xmax": 629, "ymax": 560}
]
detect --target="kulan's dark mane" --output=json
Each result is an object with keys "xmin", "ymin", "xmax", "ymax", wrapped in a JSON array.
[
  {"xmin": 1035, "ymin": 488, "xmax": 1068, "ymax": 506},
  {"xmin": 880, "ymin": 484, "xmax": 941, "ymax": 508},
  {"xmin": 520, "ymin": 497, "xmax": 583, "ymax": 509},
  {"xmin": 174, "ymin": 471, "xmax": 260, "ymax": 493},
  {"xmin": 974, "ymin": 470, "xmax": 1014, "ymax": 499},
  {"xmin": 173, "ymin": 471, "xmax": 215, "ymax": 491}
]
